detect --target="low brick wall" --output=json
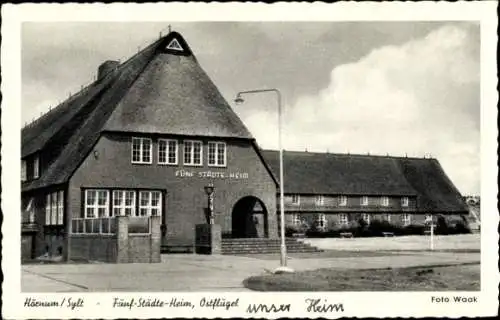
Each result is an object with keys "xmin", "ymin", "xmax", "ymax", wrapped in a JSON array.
[
  {"xmin": 69, "ymin": 216, "xmax": 161, "ymax": 263},
  {"xmin": 69, "ymin": 235, "xmax": 117, "ymax": 262}
]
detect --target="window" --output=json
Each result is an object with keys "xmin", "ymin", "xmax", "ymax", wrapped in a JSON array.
[
  {"xmin": 57, "ymin": 191, "xmax": 64, "ymax": 225},
  {"xmin": 361, "ymin": 196, "xmax": 368, "ymax": 206},
  {"xmin": 158, "ymin": 139, "xmax": 178, "ymax": 165},
  {"xmin": 339, "ymin": 195, "xmax": 347, "ymax": 206},
  {"xmin": 33, "ymin": 155, "xmax": 40, "ymax": 179},
  {"xmin": 402, "ymin": 213, "xmax": 412, "ymax": 226},
  {"xmin": 425, "ymin": 214, "xmax": 433, "ymax": 224},
  {"xmin": 339, "ymin": 213, "xmax": 348, "ymax": 225},
  {"xmin": 45, "ymin": 194, "xmax": 51, "ymax": 225},
  {"xmin": 45, "ymin": 191, "xmax": 64, "ymax": 225},
  {"xmin": 50, "ymin": 192, "xmax": 58, "ymax": 225},
  {"xmin": 184, "ymin": 140, "xmax": 202, "ymax": 166},
  {"xmin": 362, "ymin": 213, "xmax": 371, "ymax": 225},
  {"xmin": 291, "ymin": 194, "xmax": 300, "ymax": 205},
  {"xmin": 292, "ymin": 214, "xmax": 301, "ymax": 226},
  {"xmin": 85, "ymin": 189, "xmax": 110, "ymax": 218},
  {"xmin": 315, "ymin": 195, "xmax": 324, "ymax": 206},
  {"xmin": 317, "ymin": 213, "xmax": 327, "ymax": 229},
  {"xmin": 166, "ymin": 38, "xmax": 184, "ymax": 51},
  {"xmin": 21, "ymin": 160, "xmax": 27, "ymax": 182},
  {"xmin": 131, "ymin": 137, "xmax": 152, "ymax": 164},
  {"xmin": 113, "ymin": 190, "xmax": 136, "ymax": 216},
  {"xmin": 139, "ymin": 191, "xmax": 162, "ymax": 216},
  {"xmin": 381, "ymin": 196, "xmax": 389, "ymax": 207},
  {"xmin": 401, "ymin": 196, "xmax": 409, "ymax": 207},
  {"xmin": 384, "ymin": 214, "xmax": 391, "ymax": 222},
  {"xmin": 208, "ymin": 142, "xmax": 226, "ymax": 167}
]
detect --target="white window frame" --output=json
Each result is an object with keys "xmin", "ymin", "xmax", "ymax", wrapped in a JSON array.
[
  {"xmin": 292, "ymin": 213, "xmax": 301, "ymax": 226},
  {"xmin": 45, "ymin": 191, "xmax": 64, "ymax": 225},
  {"xmin": 208, "ymin": 141, "xmax": 227, "ymax": 167},
  {"xmin": 362, "ymin": 213, "xmax": 371, "ymax": 225},
  {"xmin": 57, "ymin": 191, "xmax": 64, "ymax": 225},
  {"xmin": 131, "ymin": 137, "xmax": 153, "ymax": 164},
  {"xmin": 184, "ymin": 140, "xmax": 203, "ymax": 166},
  {"xmin": 339, "ymin": 213, "xmax": 348, "ymax": 226},
  {"xmin": 361, "ymin": 196, "xmax": 368, "ymax": 206},
  {"xmin": 33, "ymin": 155, "xmax": 40, "ymax": 179},
  {"xmin": 112, "ymin": 190, "xmax": 136, "ymax": 216},
  {"xmin": 315, "ymin": 195, "xmax": 325, "ymax": 206},
  {"xmin": 339, "ymin": 195, "xmax": 347, "ymax": 206},
  {"xmin": 291, "ymin": 194, "xmax": 300, "ymax": 205},
  {"xmin": 45, "ymin": 194, "xmax": 51, "ymax": 225},
  {"xmin": 317, "ymin": 213, "xmax": 327, "ymax": 228},
  {"xmin": 381, "ymin": 196, "xmax": 389, "ymax": 207},
  {"xmin": 401, "ymin": 196, "xmax": 409, "ymax": 207},
  {"xmin": 158, "ymin": 139, "xmax": 178, "ymax": 165},
  {"xmin": 50, "ymin": 192, "xmax": 58, "ymax": 225},
  {"xmin": 139, "ymin": 191, "xmax": 162, "ymax": 216},
  {"xmin": 21, "ymin": 160, "xmax": 27, "ymax": 182},
  {"xmin": 402, "ymin": 213, "xmax": 412, "ymax": 226},
  {"xmin": 85, "ymin": 189, "xmax": 110, "ymax": 218}
]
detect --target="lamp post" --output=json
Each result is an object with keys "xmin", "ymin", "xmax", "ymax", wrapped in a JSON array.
[
  {"xmin": 235, "ymin": 89, "xmax": 292, "ymax": 272},
  {"xmin": 204, "ymin": 183, "xmax": 215, "ymax": 225}
]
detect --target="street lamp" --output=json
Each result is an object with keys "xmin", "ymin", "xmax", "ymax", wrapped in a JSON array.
[
  {"xmin": 234, "ymin": 89, "xmax": 292, "ymax": 273},
  {"xmin": 204, "ymin": 183, "xmax": 215, "ymax": 225}
]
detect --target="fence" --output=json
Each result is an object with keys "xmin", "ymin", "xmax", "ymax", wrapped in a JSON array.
[
  {"xmin": 71, "ymin": 217, "xmax": 117, "ymax": 234},
  {"xmin": 71, "ymin": 216, "xmax": 152, "ymax": 234}
]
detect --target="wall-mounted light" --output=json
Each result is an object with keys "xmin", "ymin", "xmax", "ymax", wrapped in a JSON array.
[{"xmin": 93, "ymin": 150, "xmax": 99, "ymax": 159}]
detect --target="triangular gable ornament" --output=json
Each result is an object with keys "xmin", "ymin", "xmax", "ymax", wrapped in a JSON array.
[{"xmin": 166, "ymin": 38, "xmax": 184, "ymax": 52}]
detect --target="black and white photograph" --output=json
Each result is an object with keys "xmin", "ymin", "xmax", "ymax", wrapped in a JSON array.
[{"xmin": 1, "ymin": 2, "xmax": 498, "ymax": 319}]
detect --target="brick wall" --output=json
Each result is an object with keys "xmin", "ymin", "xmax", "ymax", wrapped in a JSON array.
[
  {"xmin": 69, "ymin": 133, "xmax": 278, "ymax": 249},
  {"xmin": 69, "ymin": 235, "xmax": 117, "ymax": 262},
  {"xmin": 69, "ymin": 216, "xmax": 160, "ymax": 263}
]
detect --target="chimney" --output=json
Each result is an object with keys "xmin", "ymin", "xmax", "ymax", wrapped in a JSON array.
[{"xmin": 97, "ymin": 60, "xmax": 120, "ymax": 80}]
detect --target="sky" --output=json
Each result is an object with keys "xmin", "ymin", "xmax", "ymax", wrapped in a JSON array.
[{"xmin": 21, "ymin": 21, "xmax": 480, "ymax": 195}]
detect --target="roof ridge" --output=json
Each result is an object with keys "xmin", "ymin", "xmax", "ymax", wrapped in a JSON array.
[{"xmin": 262, "ymin": 149, "xmax": 434, "ymax": 160}]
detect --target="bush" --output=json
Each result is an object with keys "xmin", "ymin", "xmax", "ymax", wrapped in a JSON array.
[{"xmin": 435, "ymin": 215, "xmax": 449, "ymax": 235}]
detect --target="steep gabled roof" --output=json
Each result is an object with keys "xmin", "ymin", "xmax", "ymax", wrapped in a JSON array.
[
  {"xmin": 103, "ymin": 41, "xmax": 252, "ymax": 138},
  {"xmin": 22, "ymin": 32, "xmax": 253, "ymax": 192},
  {"xmin": 261, "ymin": 150, "xmax": 468, "ymax": 213}
]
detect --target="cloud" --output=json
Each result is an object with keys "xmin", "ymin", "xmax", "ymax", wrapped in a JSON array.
[{"xmin": 243, "ymin": 24, "xmax": 480, "ymax": 195}]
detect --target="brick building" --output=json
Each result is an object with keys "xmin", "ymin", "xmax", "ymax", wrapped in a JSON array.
[
  {"xmin": 21, "ymin": 31, "xmax": 469, "ymax": 261},
  {"xmin": 21, "ymin": 32, "xmax": 278, "ymax": 261},
  {"xmin": 262, "ymin": 150, "xmax": 469, "ymax": 231}
]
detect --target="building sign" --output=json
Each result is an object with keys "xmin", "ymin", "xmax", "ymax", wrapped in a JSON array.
[{"xmin": 175, "ymin": 169, "xmax": 249, "ymax": 179}]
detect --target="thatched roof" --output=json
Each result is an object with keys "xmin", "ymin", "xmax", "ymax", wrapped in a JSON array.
[
  {"xmin": 261, "ymin": 150, "xmax": 468, "ymax": 213},
  {"xmin": 22, "ymin": 32, "xmax": 253, "ymax": 191}
]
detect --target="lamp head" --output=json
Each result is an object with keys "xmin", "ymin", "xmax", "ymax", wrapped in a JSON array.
[
  {"xmin": 234, "ymin": 94, "xmax": 245, "ymax": 105},
  {"xmin": 204, "ymin": 183, "xmax": 215, "ymax": 195}
]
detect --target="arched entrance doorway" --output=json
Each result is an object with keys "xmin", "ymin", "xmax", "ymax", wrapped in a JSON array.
[{"xmin": 231, "ymin": 196, "xmax": 268, "ymax": 238}]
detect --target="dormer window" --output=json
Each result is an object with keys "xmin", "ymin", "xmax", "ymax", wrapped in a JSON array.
[
  {"xmin": 339, "ymin": 195, "xmax": 347, "ymax": 206},
  {"xmin": 208, "ymin": 142, "xmax": 226, "ymax": 167},
  {"xmin": 401, "ymin": 196, "xmax": 409, "ymax": 207},
  {"xmin": 21, "ymin": 160, "xmax": 27, "ymax": 182},
  {"xmin": 33, "ymin": 155, "xmax": 40, "ymax": 179},
  {"xmin": 315, "ymin": 195, "xmax": 324, "ymax": 206},
  {"xmin": 291, "ymin": 194, "xmax": 300, "ymax": 205},
  {"xmin": 381, "ymin": 196, "xmax": 389, "ymax": 207},
  {"xmin": 361, "ymin": 196, "xmax": 368, "ymax": 206},
  {"xmin": 132, "ymin": 137, "xmax": 152, "ymax": 164},
  {"xmin": 184, "ymin": 140, "xmax": 202, "ymax": 166}
]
